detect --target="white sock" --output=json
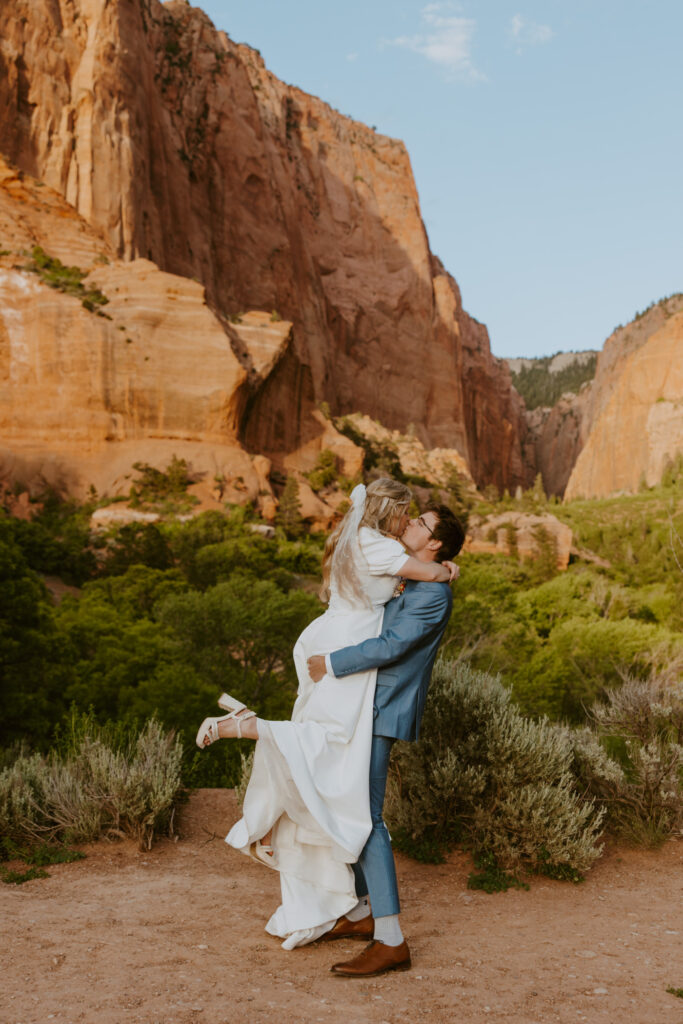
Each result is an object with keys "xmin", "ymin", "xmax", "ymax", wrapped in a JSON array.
[
  {"xmin": 346, "ymin": 896, "xmax": 371, "ymax": 921},
  {"xmin": 373, "ymin": 914, "xmax": 404, "ymax": 946}
]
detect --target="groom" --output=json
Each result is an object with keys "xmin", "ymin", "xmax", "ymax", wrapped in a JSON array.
[{"xmin": 307, "ymin": 503, "xmax": 465, "ymax": 977}]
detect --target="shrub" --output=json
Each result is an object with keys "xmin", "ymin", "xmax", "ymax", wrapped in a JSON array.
[
  {"xmin": 306, "ymin": 450, "xmax": 338, "ymax": 492},
  {"xmin": 334, "ymin": 418, "xmax": 404, "ymax": 480},
  {"xmin": 25, "ymin": 246, "xmax": 109, "ymax": 314},
  {"xmin": 584, "ymin": 675, "xmax": 683, "ymax": 845},
  {"xmin": 128, "ymin": 456, "xmax": 196, "ymax": 512},
  {"xmin": 386, "ymin": 660, "xmax": 605, "ymax": 878},
  {"xmin": 0, "ymin": 713, "xmax": 183, "ymax": 851},
  {"xmin": 235, "ymin": 749, "xmax": 255, "ymax": 809}
]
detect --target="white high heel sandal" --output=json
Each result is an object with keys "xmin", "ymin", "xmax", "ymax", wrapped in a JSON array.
[
  {"xmin": 195, "ymin": 694, "xmax": 256, "ymax": 748},
  {"xmin": 249, "ymin": 840, "xmax": 278, "ymax": 868}
]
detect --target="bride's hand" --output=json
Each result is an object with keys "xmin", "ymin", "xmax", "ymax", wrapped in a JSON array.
[{"xmin": 442, "ymin": 560, "xmax": 460, "ymax": 582}]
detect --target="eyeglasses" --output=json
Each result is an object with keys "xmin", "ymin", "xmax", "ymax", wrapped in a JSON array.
[{"xmin": 416, "ymin": 516, "xmax": 435, "ymax": 536}]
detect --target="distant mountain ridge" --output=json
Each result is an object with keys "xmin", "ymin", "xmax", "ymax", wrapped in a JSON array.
[
  {"xmin": 506, "ymin": 351, "xmax": 598, "ymax": 411},
  {"xmin": 507, "ymin": 351, "xmax": 598, "ymax": 377}
]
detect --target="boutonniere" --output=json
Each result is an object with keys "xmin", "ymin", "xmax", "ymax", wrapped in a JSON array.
[{"xmin": 392, "ymin": 578, "xmax": 406, "ymax": 598}]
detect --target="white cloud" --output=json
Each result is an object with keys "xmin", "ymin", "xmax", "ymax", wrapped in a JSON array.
[
  {"xmin": 387, "ymin": 4, "xmax": 485, "ymax": 81},
  {"xmin": 509, "ymin": 14, "xmax": 554, "ymax": 53},
  {"xmin": 346, "ymin": 52, "xmax": 359, "ymax": 62}
]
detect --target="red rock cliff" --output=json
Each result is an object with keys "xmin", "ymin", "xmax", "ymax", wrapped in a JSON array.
[{"xmin": 0, "ymin": 0, "xmax": 530, "ymax": 491}]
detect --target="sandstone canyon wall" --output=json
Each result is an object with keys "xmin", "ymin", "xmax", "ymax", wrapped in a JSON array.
[
  {"xmin": 526, "ymin": 391, "xmax": 591, "ymax": 498},
  {"xmin": 0, "ymin": 156, "xmax": 320, "ymax": 508},
  {"xmin": 521, "ymin": 297, "xmax": 683, "ymax": 500},
  {"xmin": 564, "ymin": 295, "xmax": 683, "ymax": 500},
  {"xmin": 0, "ymin": 0, "xmax": 529, "ymax": 494}
]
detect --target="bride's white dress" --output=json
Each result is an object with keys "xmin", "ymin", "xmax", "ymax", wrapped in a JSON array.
[{"xmin": 225, "ymin": 527, "xmax": 408, "ymax": 948}]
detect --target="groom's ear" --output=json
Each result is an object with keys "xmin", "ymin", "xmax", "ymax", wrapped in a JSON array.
[{"xmin": 426, "ymin": 537, "xmax": 443, "ymax": 556}]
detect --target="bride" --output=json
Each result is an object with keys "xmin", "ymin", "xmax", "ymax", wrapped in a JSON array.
[{"xmin": 195, "ymin": 477, "xmax": 457, "ymax": 949}]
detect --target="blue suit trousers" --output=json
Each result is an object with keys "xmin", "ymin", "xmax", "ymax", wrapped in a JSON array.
[{"xmin": 352, "ymin": 734, "xmax": 400, "ymax": 918}]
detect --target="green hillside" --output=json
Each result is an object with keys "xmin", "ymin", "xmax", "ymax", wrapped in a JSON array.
[{"xmin": 510, "ymin": 353, "xmax": 597, "ymax": 409}]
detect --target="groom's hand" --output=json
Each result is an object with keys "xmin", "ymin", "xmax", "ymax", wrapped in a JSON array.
[{"xmin": 307, "ymin": 655, "xmax": 326, "ymax": 682}]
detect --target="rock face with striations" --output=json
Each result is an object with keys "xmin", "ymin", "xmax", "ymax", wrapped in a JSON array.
[
  {"xmin": 519, "ymin": 308, "xmax": 683, "ymax": 500},
  {"xmin": 0, "ymin": 0, "xmax": 530, "ymax": 493},
  {"xmin": 0, "ymin": 156, "xmax": 326, "ymax": 506},
  {"xmin": 526, "ymin": 391, "xmax": 591, "ymax": 498},
  {"xmin": 564, "ymin": 296, "xmax": 683, "ymax": 499}
]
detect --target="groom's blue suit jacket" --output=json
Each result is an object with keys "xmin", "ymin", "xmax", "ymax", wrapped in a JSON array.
[{"xmin": 329, "ymin": 580, "xmax": 452, "ymax": 742}]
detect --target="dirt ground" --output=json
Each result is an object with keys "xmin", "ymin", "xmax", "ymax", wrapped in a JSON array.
[{"xmin": 1, "ymin": 789, "xmax": 682, "ymax": 1024}]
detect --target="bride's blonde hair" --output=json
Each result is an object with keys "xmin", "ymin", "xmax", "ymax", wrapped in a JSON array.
[{"xmin": 320, "ymin": 477, "xmax": 412, "ymax": 604}]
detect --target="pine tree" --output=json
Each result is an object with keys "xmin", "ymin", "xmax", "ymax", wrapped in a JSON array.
[{"xmin": 278, "ymin": 475, "xmax": 304, "ymax": 538}]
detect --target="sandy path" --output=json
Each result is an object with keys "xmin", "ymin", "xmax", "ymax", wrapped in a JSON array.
[{"xmin": 1, "ymin": 789, "xmax": 682, "ymax": 1024}]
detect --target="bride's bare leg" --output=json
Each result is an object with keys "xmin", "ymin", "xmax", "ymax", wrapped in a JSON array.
[
  {"xmin": 214, "ymin": 710, "xmax": 259, "ymax": 741},
  {"xmin": 211, "ymin": 711, "xmax": 273, "ymax": 855}
]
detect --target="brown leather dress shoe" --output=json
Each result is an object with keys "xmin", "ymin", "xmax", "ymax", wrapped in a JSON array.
[
  {"xmin": 319, "ymin": 914, "xmax": 375, "ymax": 942},
  {"xmin": 330, "ymin": 939, "xmax": 411, "ymax": 977}
]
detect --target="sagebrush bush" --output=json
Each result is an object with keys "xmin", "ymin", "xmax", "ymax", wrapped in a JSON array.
[
  {"xmin": 0, "ymin": 714, "xmax": 183, "ymax": 851},
  {"xmin": 235, "ymin": 750, "xmax": 254, "ymax": 809},
  {"xmin": 584, "ymin": 675, "xmax": 683, "ymax": 845},
  {"xmin": 385, "ymin": 660, "xmax": 606, "ymax": 875}
]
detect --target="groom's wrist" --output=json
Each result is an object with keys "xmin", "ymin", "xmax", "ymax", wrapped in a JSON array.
[{"xmin": 325, "ymin": 654, "xmax": 336, "ymax": 678}]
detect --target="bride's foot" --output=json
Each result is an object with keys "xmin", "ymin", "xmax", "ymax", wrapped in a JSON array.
[
  {"xmin": 250, "ymin": 835, "xmax": 277, "ymax": 868},
  {"xmin": 196, "ymin": 697, "xmax": 257, "ymax": 748}
]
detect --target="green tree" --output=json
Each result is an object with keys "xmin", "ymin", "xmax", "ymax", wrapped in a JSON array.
[
  {"xmin": 277, "ymin": 476, "xmax": 304, "ymax": 539},
  {"xmin": 55, "ymin": 590, "xmax": 174, "ymax": 722},
  {"xmin": 3, "ymin": 499, "xmax": 97, "ymax": 585},
  {"xmin": 102, "ymin": 523, "xmax": 174, "ymax": 574},
  {"xmin": 512, "ymin": 617, "xmax": 683, "ymax": 721},
  {"xmin": 157, "ymin": 573, "xmax": 321, "ymax": 710},
  {"xmin": 0, "ymin": 528, "xmax": 69, "ymax": 747},
  {"xmin": 82, "ymin": 564, "xmax": 189, "ymax": 618}
]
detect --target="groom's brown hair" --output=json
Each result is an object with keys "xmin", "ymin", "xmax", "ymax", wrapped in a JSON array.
[{"xmin": 428, "ymin": 503, "xmax": 465, "ymax": 562}]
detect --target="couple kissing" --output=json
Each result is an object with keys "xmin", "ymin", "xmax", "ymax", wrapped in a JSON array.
[{"xmin": 196, "ymin": 477, "xmax": 465, "ymax": 977}]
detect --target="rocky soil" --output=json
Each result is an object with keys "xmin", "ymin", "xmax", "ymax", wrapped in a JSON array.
[{"xmin": 1, "ymin": 789, "xmax": 681, "ymax": 1024}]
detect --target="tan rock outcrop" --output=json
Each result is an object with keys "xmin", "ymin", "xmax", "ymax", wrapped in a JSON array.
[
  {"xmin": 0, "ymin": 253, "xmax": 267, "ymax": 498},
  {"xmin": 0, "ymin": 0, "xmax": 531, "ymax": 492},
  {"xmin": 340, "ymin": 412, "xmax": 474, "ymax": 487},
  {"xmin": 0, "ymin": 158, "xmax": 114, "ymax": 266},
  {"xmin": 283, "ymin": 410, "xmax": 364, "ymax": 478},
  {"xmin": 0, "ymin": 159, "xmax": 325, "ymax": 503},
  {"xmin": 465, "ymin": 511, "xmax": 573, "ymax": 570},
  {"xmin": 564, "ymin": 297, "xmax": 683, "ymax": 499},
  {"xmin": 296, "ymin": 478, "xmax": 338, "ymax": 532}
]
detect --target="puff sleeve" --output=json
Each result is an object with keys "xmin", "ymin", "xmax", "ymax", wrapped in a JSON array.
[{"xmin": 358, "ymin": 527, "xmax": 409, "ymax": 577}]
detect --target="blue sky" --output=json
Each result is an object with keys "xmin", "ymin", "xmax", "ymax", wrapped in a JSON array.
[{"xmin": 198, "ymin": 1, "xmax": 682, "ymax": 358}]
